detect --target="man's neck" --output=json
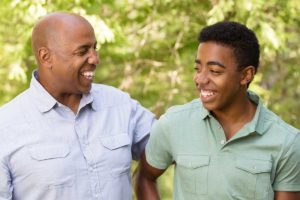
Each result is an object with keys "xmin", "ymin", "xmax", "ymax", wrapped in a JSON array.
[
  {"xmin": 37, "ymin": 72, "xmax": 82, "ymax": 114},
  {"xmin": 55, "ymin": 93, "xmax": 82, "ymax": 114},
  {"xmin": 212, "ymin": 97, "xmax": 257, "ymax": 140}
]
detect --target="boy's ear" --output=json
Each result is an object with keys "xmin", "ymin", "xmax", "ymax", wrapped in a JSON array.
[
  {"xmin": 240, "ymin": 66, "xmax": 256, "ymax": 86},
  {"xmin": 38, "ymin": 47, "xmax": 52, "ymax": 69}
]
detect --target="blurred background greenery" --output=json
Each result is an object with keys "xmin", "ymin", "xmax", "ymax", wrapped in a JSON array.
[{"xmin": 1, "ymin": 0, "xmax": 300, "ymax": 199}]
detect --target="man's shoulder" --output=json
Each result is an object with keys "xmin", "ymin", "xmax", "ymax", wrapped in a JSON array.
[
  {"xmin": 90, "ymin": 84, "xmax": 132, "ymax": 106},
  {"xmin": 0, "ymin": 90, "xmax": 28, "ymax": 113},
  {"xmin": 0, "ymin": 90, "xmax": 29, "ymax": 129},
  {"xmin": 91, "ymin": 84, "xmax": 129, "ymax": 97}
]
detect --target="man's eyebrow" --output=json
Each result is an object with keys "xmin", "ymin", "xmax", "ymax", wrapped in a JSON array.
[
  {"xmin": 75, "ymin": 44, "xmax": 90, "ymax": 50},
  {"xmin": 207, "ymin": 61, "xmax": 226, "ymax": 68},
  {"xmin": 195, "ymin": 59, "xmax": 201, "ymax": 64},
  {"xmin": 75, "ymin": 42, "xmax": 97, "ymax": 50}
]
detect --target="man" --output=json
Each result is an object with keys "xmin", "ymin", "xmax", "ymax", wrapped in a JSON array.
[
  {"xmin": 135, "ymin": 21, "xmax": 300, "ymax": 200},
  {"xmin": 0, "ymin": 12, "xmax": 155, "ymax": 200}
]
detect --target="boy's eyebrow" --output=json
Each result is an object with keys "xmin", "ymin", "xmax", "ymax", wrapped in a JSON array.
[
  {"xmin": 207, "ymin": 61, "xmax": 226, "ymax": 68},
  {"xmin": 195, "ymin": 59, "xmax": 226, "ymax": 68}
]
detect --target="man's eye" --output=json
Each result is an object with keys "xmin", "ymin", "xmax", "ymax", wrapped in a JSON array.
[
  {"xmin": 77, "ymin": 50, "xmax": 87, "ymax": 56},
  {"xmin": 194, "ymin": 65, "xmax": 202, "ymax": 73},
  {"xmin": 194, "ymin": 67, "xmax": 200, "ymax": 73}
]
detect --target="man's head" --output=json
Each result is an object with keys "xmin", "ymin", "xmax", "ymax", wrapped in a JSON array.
[
  {"xmin": 31, "ymin": 12, "xmax": 99, "ymax": 95},
  {"xmin": 198, "ymin": 21, "xmax": 260, "ymax": 72},
  {"xmin": 194, "ymin": 21, "xmax": 260, "ymax": 112}
]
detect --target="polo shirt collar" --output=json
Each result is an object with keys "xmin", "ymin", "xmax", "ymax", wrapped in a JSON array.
[
  {"xmin": 199, "ymin": 91, "xmax": 267, "ymax": 135},
  {"xmin": 199, "ymin": 103, "xmax": 210, "ymax": 119},
  {"xmin": 244, "ymin": 91, "xmax": 266, "ymax": 135},
  {"xmin": 29, "ymin": 71, "xmax": 96, "ymax": 113}
]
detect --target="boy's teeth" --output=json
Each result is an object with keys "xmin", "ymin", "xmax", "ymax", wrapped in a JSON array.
[{"xmin": 201, "ymin": 90, "xmax": 215, "ymax": 97}]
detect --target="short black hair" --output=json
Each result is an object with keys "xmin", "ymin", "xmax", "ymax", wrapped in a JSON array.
[{"xmin": 198, "ymin": 21, "xmax": 260, "ymax": 71}]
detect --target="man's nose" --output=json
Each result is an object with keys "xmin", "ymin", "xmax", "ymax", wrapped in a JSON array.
[{"xmin": 88, "ymin": 49, "xmax": 99, "ymax": 65}]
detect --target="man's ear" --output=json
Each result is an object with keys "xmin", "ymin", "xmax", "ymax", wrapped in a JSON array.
[
  {"xmin": 240, "ymin": 66, "xmax": 256, "ymax": 86},
  {"xmin": 38, "ymin": 47, "xmax": 52, "ymax": 69}
]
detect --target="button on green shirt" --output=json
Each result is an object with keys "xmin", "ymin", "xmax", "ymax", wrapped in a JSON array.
[{"xmin": 146, "ymin": 92, "xmax": 300, "ymax": 200}]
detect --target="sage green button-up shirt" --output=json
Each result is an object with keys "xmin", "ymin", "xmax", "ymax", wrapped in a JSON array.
[{"xmin": 146, "ymin": 92, "xmax": 300, "ymax": 200}]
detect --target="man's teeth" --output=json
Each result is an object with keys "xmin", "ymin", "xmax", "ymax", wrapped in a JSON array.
[
  {"xmin": 201, "ymin": 90, "xmax": 215, "ymax": 97},
  {"xmin": 82, "ymin": 71, "xmax": 95, "ymax": 78}
]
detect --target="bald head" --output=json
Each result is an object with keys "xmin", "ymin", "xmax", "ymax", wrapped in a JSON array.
[{"xmin": 31, "ymin": 12, "xmax": 94, "ymax": 65}]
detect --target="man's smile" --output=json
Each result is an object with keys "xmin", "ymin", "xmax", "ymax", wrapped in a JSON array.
[{"xmin": 80, "ymin": 70, "xmax": 95, "ymax": 81}]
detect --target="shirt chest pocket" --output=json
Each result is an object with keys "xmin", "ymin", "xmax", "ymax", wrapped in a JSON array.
[
  {"xmin": 27, "ymin": 144, "xmax": 74, "ymax": 188},
  {"xmin": 232, "ymin": 158, "xmax": 272, "ymax": 200},
  {"xmin": 98, "ymin": 133, "xmax": 131, "ymax": 175},
  {"xmin": 176, "ymin": 155, "xmax": 210, "ymax": 195},
  {"xmin": 28, "ymin": 144, "xmax": 70, "ymax": 161},
  {"xmin": 100, "ymin": 133, "xmax": 131, "ymax": 150}
]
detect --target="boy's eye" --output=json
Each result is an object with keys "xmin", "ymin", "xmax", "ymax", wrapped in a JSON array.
[{"xmin": 210, "ymin": 70, "xmax": 221, "ymax": 74}]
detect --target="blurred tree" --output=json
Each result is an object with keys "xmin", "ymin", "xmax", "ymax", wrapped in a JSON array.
[{"xmin": 1, "ymin": 0, "xmax": 300, "ymax": 199}]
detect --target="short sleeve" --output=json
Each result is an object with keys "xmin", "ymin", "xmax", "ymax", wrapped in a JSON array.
[
  {"xmin": 130, "ymin": 99, "xmax": 156, "ymax": 161},
  {"xmin": 145, "ymin": 115, "xmax": 173, "ymax": 170},
  {"xmin": 273, "ymin": 133, "xmax": 300, "ymax": 191},
  {"xmin": 0, "ymin": 158, "xmax": 13, "ymax": 200}
]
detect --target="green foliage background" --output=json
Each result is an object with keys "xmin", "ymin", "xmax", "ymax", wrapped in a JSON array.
[{"xmin": 1, "ymin": 0, "xmax": 300, "ymax": 199}]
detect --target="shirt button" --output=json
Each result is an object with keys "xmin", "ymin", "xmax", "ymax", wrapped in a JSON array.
[{"xmin": 220, "ymin": 140, "xmax": 225, "ymax": 145}]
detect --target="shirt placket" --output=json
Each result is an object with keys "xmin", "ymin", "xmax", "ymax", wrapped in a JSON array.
[
  {"xmin": 74, "ymin": 116, "xmax": 102, "ymax": 199},
  {"xmin": 209, "ymin": 117, "xmax": 227, "ymax": 149}
]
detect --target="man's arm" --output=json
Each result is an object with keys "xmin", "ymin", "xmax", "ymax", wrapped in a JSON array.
[
  {"xmin": 134, "ymin": 151, "xmax": 166, "ymax": 200},
  {"xmin": 130, "ymin": 99, "xmax": 156, "ymax": 161},
  {"xmin": 275, "ymin": 191, "xmax": 300, "ymax": 200},
  {"xmin": 0, "ymin": 159, "xmax": 12, "ymax": 200}
]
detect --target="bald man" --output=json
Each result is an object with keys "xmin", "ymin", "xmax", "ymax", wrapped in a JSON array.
[{"xmin": 0, "ymin": 12, "xmax": 155, "ymax": 200}]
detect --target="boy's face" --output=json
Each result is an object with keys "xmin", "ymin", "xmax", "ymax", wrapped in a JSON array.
[{"xmin": 194, "ymin": 41, "xmax": 247, "ymax": 113}]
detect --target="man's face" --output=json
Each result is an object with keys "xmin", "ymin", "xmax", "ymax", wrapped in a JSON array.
[
  {"xmin": 194, "ymin": 42, "xmax": 246, "ymax": 113},
  {"xmin": 49, "ymin": 21, "xmax": 99, "ymax": 95}
]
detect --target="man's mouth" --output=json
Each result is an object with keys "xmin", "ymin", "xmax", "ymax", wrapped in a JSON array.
[{"xmin": 81, "ymin": 71, "xmax": 95, "ymax": 80}]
